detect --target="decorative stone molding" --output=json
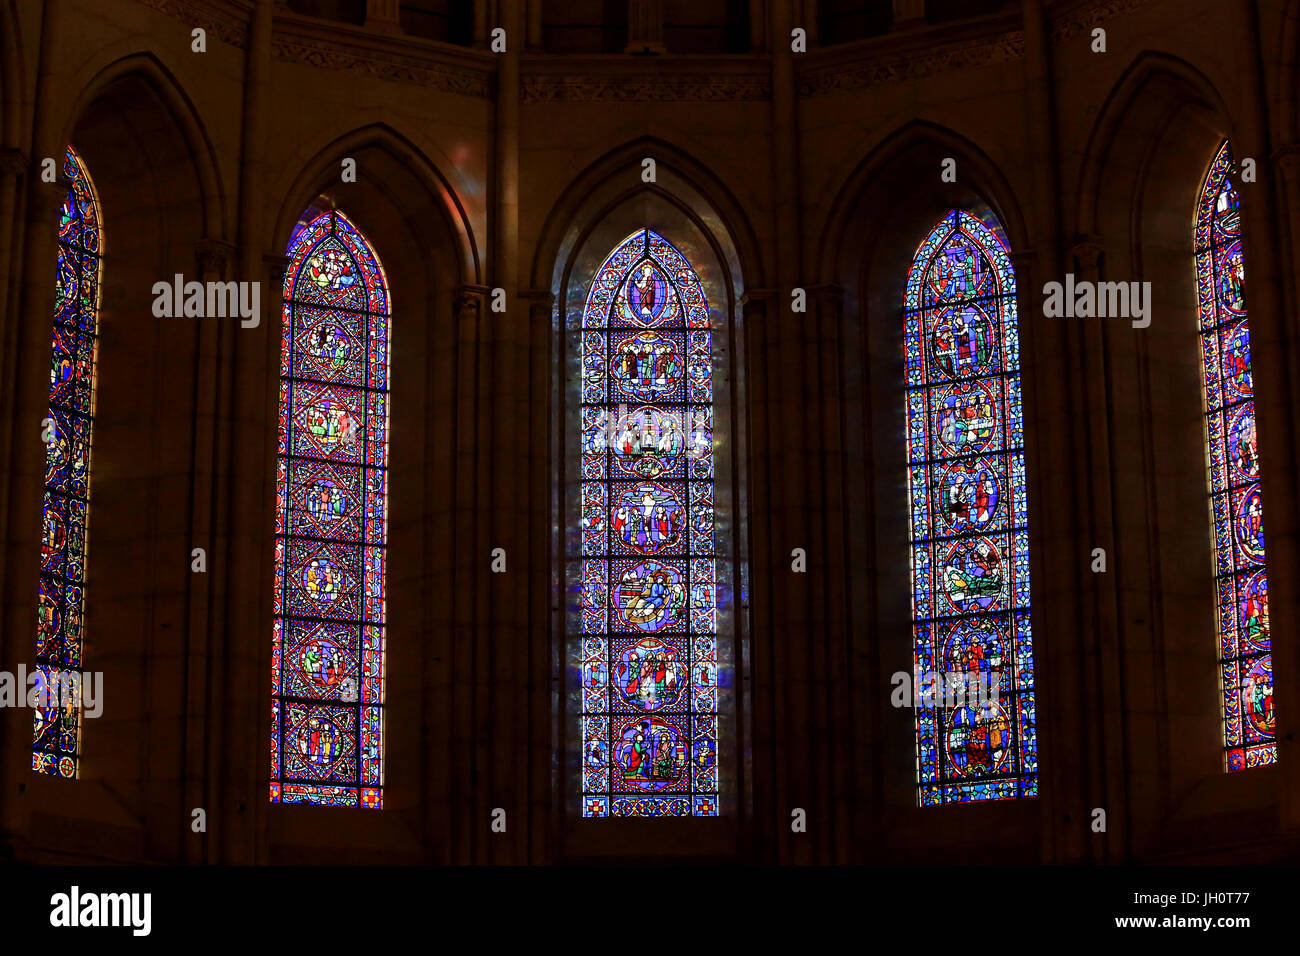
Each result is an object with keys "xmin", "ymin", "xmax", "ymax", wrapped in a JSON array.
[
  {"xmin": 1009, "ymin": 248, "xmax": 1040, "ymax": 268},
  {"xmin": 270, "ymin": 35, "xmax": 492, "ymax": 97},
  {"xmin": 519, "ymin": 289, "xmax": 556, "ymax": 307},
  {"xmin": 797, "ymin": 31, "xmax": 1026, "ymax": 96},
  {"xmin": 1069, "ymin": 237, "xmax": 1105, "ymax": 271},
  {"xmin": 196, "ymin": 237, "xmax": 238, "ymax": 277},
  {"xmin": 797, "ymin": 0, "xmax": 1147, "ymax": 96},
  {"xmin": 263, "ymin": 252, "xmax": 292, "ymax": 286},
  {"xmin": 132, "ymin": 0, "xmax": 1149, "ymax": 101},
  {"xmin": 137, "ymin": 0, "xmax": 249, "ymax": 48},
  {"xmin": 521, "ymin": 72, "xmax": 770, "ymax": 103},
  {"xmin": 1049, "ymin": 0, "xmax": 1149, "ymax": 44},
  {"xmin": 454, "ymin": 284, "xmax": 491, "ymax": 324}
]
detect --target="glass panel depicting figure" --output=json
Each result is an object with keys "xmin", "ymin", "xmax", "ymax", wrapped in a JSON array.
[
  {"xmin": 1197, "ymin": 142, "xmax": 1275, "ymax": 770},
  {"xmin": 270, "ymin": 208, "xmax": 391, "ymax": 808},
  {"xmin": 34, "ymin": 146, "xmax": 103, "ymax": 779},
  {"xmin": 578, "ymin": 230, "xmax": 720, "ymax": 818},
  {"xmin": 904, "ymin": 209, "xmax": 1037, "ymax": 805}
]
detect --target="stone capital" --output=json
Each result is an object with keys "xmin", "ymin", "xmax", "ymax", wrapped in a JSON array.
[
  {"xmin": 263, "ymin": 252, "xmax": 292, "ymax": 286},
  {"xmin": 454, "ymin": 284, "xmax": 492, "ymax": 321},
  {"xmin": 807, "ymin": 283, "xmax": 845, "ymax": 307},
  {"xmin": 1069, "ymin": 236, "xmax": 1105, "ymax": 270},
  {"xmin": 520, "ymin": 288, "xmax": 556, "ymax": 310},
  {"xmin": 195, "ymin": 238, "xmax": 238, "ymax": 276},
  {"xmin": 740, "ymin": 287, "xmax": 777, "ymax": 309}
]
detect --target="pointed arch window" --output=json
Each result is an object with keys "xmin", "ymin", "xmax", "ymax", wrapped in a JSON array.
[
  {"xmin": 578, "ymin": 230, "xmax": 720, "ymax": 817},
  {"xmin": 34, "ymin": 146, "xmax": 103, "ymax": 778},
  {"xmin": 1197, "ymin": 142, "xmax": 1275, "ymax": 770},
  {"xmin": 270, "ymin": 209, "xmax": 391, "ymax": 808},
  {"xmin": 904, "ymin": 209, "xmax": 1036, "ymax": 804}
]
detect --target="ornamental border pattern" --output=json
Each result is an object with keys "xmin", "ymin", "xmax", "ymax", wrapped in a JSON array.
[
  {"xmin": 797, "ymin": 31, "xmax": 1026, "ymax": 97},
  {"xmin": 270, "ymin": 37, "xmax": 493, "ymax": 98},
  {"xmin": 135, "ymin": 0, "xmax": 1146, "ymax": 101},
  {"xmin": 137, "ymin": 0, "xmax": 248, "ymax": 47},
  {"xmin": 520, "ymin": 74, "xmax": 770, "ymax": 103},
  {"xmin": 1049, "ymin": 0, "xmax": 1148, "ymax": 43}
]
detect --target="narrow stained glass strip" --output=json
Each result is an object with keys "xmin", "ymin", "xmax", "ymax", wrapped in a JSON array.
[
  {"xmin": 1197, "ymin": 142, "xmax": 1275, "ymax": 771},
  {"xmin": 904, "ymin": 209, "xmax": 1036, "ymax": 805},
  {"xmin": 579, "ymin": 230, "xmax": 719, "ymax": 818},
  {"xmin": 34, "ymin": 146, "xmax": 102, "ymax": 779},
  {"xmin": 271, "ymin": 209, "xmax": 390, "ymax": 808}
]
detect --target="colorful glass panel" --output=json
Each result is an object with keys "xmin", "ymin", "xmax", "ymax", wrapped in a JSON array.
[
  {"xmin": 34, "ymin": 146, "xmax": 103, "ymax": 778},
  {"xmin": 271, "ymin": 209, "xmax": 390, "ymax": 808},
  {"xmin": 904, "ymin": 209, "xmax": 1036, "ymax": 805},
  {"xmin": 1197, "ymin": 142, "xmax": 1275, "ymax": 770},
  {"xmin": 579, "ymin": 230, "xmax": 719, "ymax": 818}
]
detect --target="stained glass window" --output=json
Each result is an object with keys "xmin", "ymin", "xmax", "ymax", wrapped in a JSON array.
[
  {"xmin": 904, "ymin": 209, "xmax": 1036, "ymax": 805},
  {"xmin": 1197, "ymin": 142, "xmax": 1275, "ymax": 770},
  {"xmin": 34, "ymin": 146, "xmax": 102, "ymax": 778},
  {"xmin": 578, "ymin": 230, "xmax": 719, "ymax": 818},
  {"xmin": 270, "ymin": 209, "xmax": 390, "ymax": 808}
]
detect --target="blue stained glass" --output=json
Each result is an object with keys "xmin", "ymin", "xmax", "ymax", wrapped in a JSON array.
[
  {"xmin": 34, "ymin": 146, "xmax": 102, "ymax": 779},
  {"xmin": 579, "ymin": 230, "xmax": 719, "ymax": 818},
  {"xmin": 904, "ymin": 209, "xmax": 1036, "ymax": 805},
  {"xmin": 271, "ymin": 209, "xmax": 390, "ymax": 809},
  {"xmin": 1197, "ymin": 142, "xmax": 1275, "ymax": 771}
]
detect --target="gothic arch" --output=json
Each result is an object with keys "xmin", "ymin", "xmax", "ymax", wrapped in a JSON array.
[
  {"xmin": 540, "ymin": 138, "xmax": 756, "ymax": 861},
  {"xmin": 817, "ymin": 120, "xmax": 1042, "ymax": 862},
  {"xmin": 532, "ymin": 135, "xmax": 764, "ymax": 297},
  {"xmin": 60, "ymin": 49, "xmax": 229, "ymax": 241},
  {"xmin": 1070, "ymin": 49, "xmax": 1288, "ymax": 856},
  {"xmin": 816, "ymin": 119, "xmax": 1030, "ymax": 288},
  {"xmin": 1075, "ymin": 51, "xmax": 1231, "ymax": 245},
  {"xmin": 255, "ymin": 120, "xmax": 490, "ymax": 864},
  {"xmin": 2, "ymin": 51, "xmax": 230, "ymax": 861},
  {"xmin": 270, "ymin": 123, "xmax": 480, "ymax": 286}
]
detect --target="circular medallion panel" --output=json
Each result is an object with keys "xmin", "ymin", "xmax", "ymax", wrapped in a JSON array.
[{"xmin": 613, "ymin": 715, "xmax": 688, "ymax": 791}]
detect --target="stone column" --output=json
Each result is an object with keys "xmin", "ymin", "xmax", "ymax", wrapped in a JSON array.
[
  {"xmin": 1070, "ymin": 235, "xmax": 1127, "ymax": 864},
  {"xmin": 803, "ymin": 0, "xmax": 820, "ymax": 45},
  {"xmin": 748, "ymin": 0, "xmax": 765, "ymax": 50},
  {"xmin": 0, "ymin": 147, "xmax": 29, "ymax": 565},
  {"xmin": 520, "ymin": 287, "xmax": 554, "ymax": 864},
  {"xmin": 0, "ymin": 176, "xmax": 68, "ymax": 829},
  {"xmin": 1234, "ymin": 0, "xmax": 1300, "ymax": 830},
  {"xmin": 770, "ymin": 0, "xmax": 821, "ymax": 865},
  {"xmin": 1271, "ymin": 146, "xmax": 1300, "ymax": 826},
  {"xmin": 0, "ymin": 147, "xmax": 26, "ymax": 368},
  {"xmin": 488, "ymin": 0, "xmax": 524, "ymax": 864},
  {"xmin": 892, "ymin": 0, "xmax": 925, "ymax": 26},
  {"xmin": 1018, "ymin": 0, "xmax": 1080, "ymax": 864},
  {"xmin": 364, "ymin": 0, "xmax": 403, "ymax": 32},
  {"xmin": 526, "ymin": 0, "xmax": 542, "ymax": 50},
  {"xmin": 625, "ymin": 0, "xmax": 667, "ymax": 53},
  {"xmin": 810, "ymin": 282, "xmax": 853, "ymax": 863},
  {"xmin": 738, "ymin": 288, "xmax": 776, "ymax": 861},
  {"xmin": 182, "ymin": 236, "xmax": 237, "ymax": 865},
  {"xmin": 223, "ymin": 0, "xmax": 275, "ymax": 865},
  {"xmin": 450, "ymin": 284, "xmax": 488, "ymax": 863}
]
